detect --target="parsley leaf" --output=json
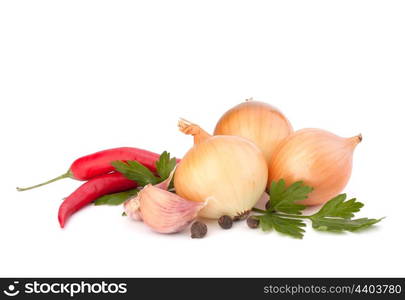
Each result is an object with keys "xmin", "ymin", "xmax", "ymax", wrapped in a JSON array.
[
  {"xmin": 155, "ymin": 151, "xmax": 177, "ymax": 180},
  {"xmin": 104, "ymin": 151, "xmax": 177, "ymax": 208},
  {"xmin": 253, "ymin": 180, "xmax": 383, "ymax": 238},
  {"xmin": 94, "ymin": 189, "xmax": 139, "ymax": 206},
  {"xmin": 313, "ymin": 194, "xmax": 363, "ymax": 219},
  {"xmin": 308, "ymin": 193, "xmax": 382, "ymax": 232},
  {"xmin": 112, "ymin": 151, "xmax": 177, "ymax": 187},
  {"xmin": 268, "ymin": 179, "xmax": 313, "ymax": 214},
  {"xmin": 257, "ymin": 214, "xmax": 306, "ymax": 239},
  {"xmin": 311, "ymin": 217, "xmax": 383, "ymax": 232},
  {"xmin": 111, "ymin": 160, "xmax": 160, "ymax": 186}
]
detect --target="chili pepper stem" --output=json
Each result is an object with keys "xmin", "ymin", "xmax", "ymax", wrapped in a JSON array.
[{"xmin": 16, "ymin": 170, "xmax": 72, "ymax": 192}]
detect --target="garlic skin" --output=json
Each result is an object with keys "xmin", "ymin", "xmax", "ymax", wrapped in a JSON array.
[
  {"xmin": 175, "ymin": 120, "xmax": 268, "ymax": 219},
  {"xmin": 124, "ymin": 184, "xmax": 205, "ymax": 234},
  {"xmin": 214, "ymin": 100, "xmax": 293, "ymax": 167},
  {"xmin": 268, "ymin": 128, "xmax": 362, "ymax": 206},
  {"xmin": 124, "ymin": 197, "xmax": 142, "ymax": 221}
]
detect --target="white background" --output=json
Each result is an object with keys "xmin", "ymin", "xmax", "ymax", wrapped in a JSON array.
[{"xmin": 1, "ymin": 0, "xmax": 404, "ymax": 277}]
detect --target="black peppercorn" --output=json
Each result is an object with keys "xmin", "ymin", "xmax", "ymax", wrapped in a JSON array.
[
  {"xmin": 247, "ymin": 216, "xmax": 259, "ymax": 229},
  {"xmin": 190, "ymin": 221, "xmax": 207, "ymax": 238},
  {"xmin": 218, "ymin": 215, "xmax": 233, "ymax": 229}
]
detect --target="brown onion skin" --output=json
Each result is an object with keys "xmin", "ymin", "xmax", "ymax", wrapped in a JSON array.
[
  {"xmin": 214, "ymin": 100, "xmax": 293, "ymax": 168},
  {"xmin": 268, "ymin": 128, "xmax": 361, "ymax": 206}
]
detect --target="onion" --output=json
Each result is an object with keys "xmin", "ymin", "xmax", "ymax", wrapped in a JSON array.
[
  {"xmin": 174, "ymin": 119, "xmax": 268, "ymax": 219},
  {"xmin": 268, "ymin": 128, "xmax": 362, "ymax": 206},
  {"xmin": 214, "ymin": 99, "xmax": 293, "ymax": 168}
]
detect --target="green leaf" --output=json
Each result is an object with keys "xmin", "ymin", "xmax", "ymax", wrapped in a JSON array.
[
  {"xmin": 94, "ymin": 189, "xmax": 139, "ymax": 206},
  {"xmin": 258, "ymin": 214, "xmax": 306, "ymax": 239},
  {"xmin": 257, "ymin": 215, "xmax": 273, "ymax": 232},
  {"xmin": 312, "ymin": 217, "xmax": 383, "ymax": 232},
  {"xmin": 155, "ymin": 151, "xmax": 177, "ymax": 180},
  {"xmin": 313, "ymin": 194, "xmax": 364, "ymax": 219},
  {"xmin": 310, "ymin": 193, "xmax": 383, "ymax": 232},
  {"xmin": 268, "ymin": 179, "xmax": 313, "ymax": 214},
  {"xmin": 112, "ymin": 160, "xmax": 160, "ymax": 186},
  {"xmin": 253, "ymin": 180, "xmax": 384, "ymax": 239}
]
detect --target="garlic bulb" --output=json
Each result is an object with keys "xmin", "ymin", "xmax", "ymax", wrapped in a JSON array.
[
  {"xmin": 124, "ymin": 172, "xmax": 205, "ymax": 233},
  {"xmin": 268, "ymin": 128, "xmax": 362, "ymax": 206},
  {"xmin": 175, "ymin": 119, "xmax": 268, "ymax": 219},
  {"xmin": 214, "ymin": 99, "xmax": 293, "ymax": 167}
]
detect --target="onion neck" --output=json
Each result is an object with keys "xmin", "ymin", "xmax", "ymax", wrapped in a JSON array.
[
  {"xmin": 178, "ymin": 118, "xmax": 212, "ymax": 145},
  {"xmin": 349, "ymin": 134, "xmax": 363, "ymax": 147}
]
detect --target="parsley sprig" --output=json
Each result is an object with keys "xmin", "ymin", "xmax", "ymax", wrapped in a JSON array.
[
  {"xmin": 94, "ymin": 151, "xmax": 177, "ymax": 206},
  {"xmin": 111, "ymin": 151, "xmax": 176, "ymax": 186},
  {"xmin": 252, "ymin": 179, "xmax": 383, "ymax": 239},
  {"xmin": 94, "ymin": 189, "xmax": 139, "ymax": 206}
]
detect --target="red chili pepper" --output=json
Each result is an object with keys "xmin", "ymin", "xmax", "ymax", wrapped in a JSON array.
[
  {"xmin": 17, "ymin": 147, "xmax": 162, "ymax": 191},
  {"xmin": 58, "ymin": 172, "xmax": 137, "ymax": 228}
]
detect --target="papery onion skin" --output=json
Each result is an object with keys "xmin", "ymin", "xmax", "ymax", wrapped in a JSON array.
[
  {"xmin": 268, "ymin": 128, "xmax": 362, "ymax": 206},
  {"xmin": 174, "ymin": 135, "xmax": 268, "ymax": 219},
  {"xmin": 214, "ymin": 100, "xmax": 293, "ymax": 167}
]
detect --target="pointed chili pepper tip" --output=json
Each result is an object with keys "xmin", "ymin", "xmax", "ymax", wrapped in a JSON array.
[{"xmin": 58, "ymin": 217, "xmax": 65, "ymax": 228}]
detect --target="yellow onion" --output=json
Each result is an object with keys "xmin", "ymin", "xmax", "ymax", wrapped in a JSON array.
[
  {"xmin": 268, "ymin": 128, "xmax": 362, "ymax": 206},
  {"xmin": 214, "ymin": 99, "xmax": 293, "ymax": 167},
  {"xmin": 174, "ymin": 119, "xmax": 268, "ymax": 219}
]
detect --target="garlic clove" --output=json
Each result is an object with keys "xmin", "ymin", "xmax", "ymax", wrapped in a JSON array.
[
  {"xmin": 124, "ymin": 184, "xmax": 206, "ymax": 234},
  {"xmin": 154, "ymin": 168, "xmax": 176, "ymax": 191},
  {"xmin": 141, "ymin": 185, "xmax": 206, "ymax": 233},
  {"xmin": 124, "ymin": 197, "xmax": 142, "ymax": 221}
]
